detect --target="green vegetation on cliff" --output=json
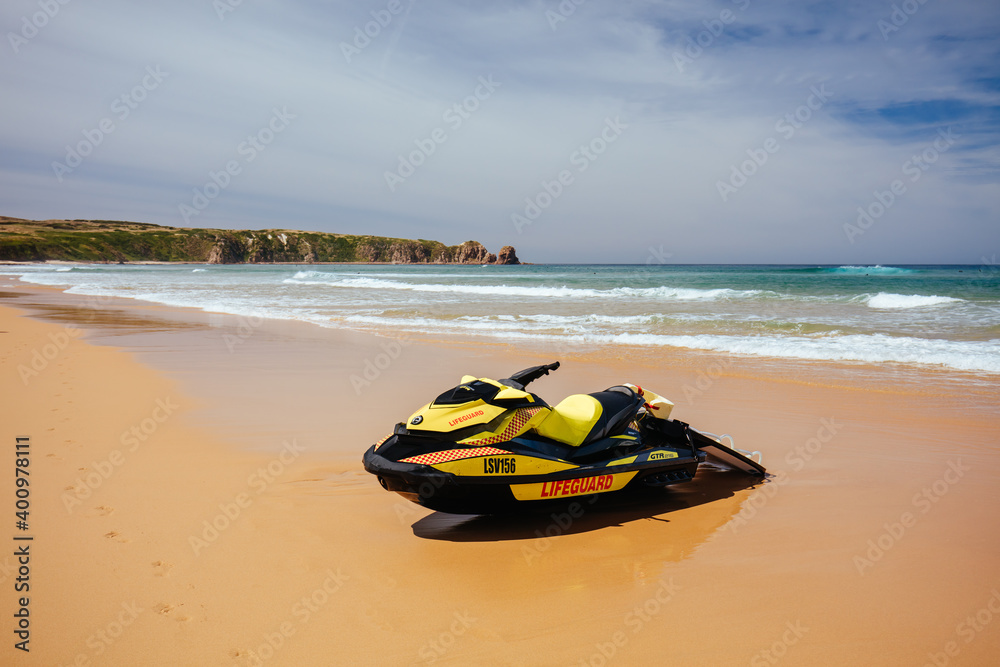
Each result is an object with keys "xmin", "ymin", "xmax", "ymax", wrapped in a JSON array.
[{"xmin": 0, "ymin": 217, "xmax": 519, "ymax": 265}]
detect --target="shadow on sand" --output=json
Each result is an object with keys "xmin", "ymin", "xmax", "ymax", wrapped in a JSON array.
[{"xmin": 411, "ymin": 465, "xmax": 767, "ymax": 542}]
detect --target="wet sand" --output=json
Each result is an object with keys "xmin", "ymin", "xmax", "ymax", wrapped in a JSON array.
[{"xmin": 1, "ymin": 285, "xmax": 999, "ymax": 666}]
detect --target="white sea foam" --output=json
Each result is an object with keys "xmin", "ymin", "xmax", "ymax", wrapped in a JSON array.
[
  {"xmin": 341, "ymin": 314, "xmax": 1000, "ymax": 374},
  {"xmin": 336, "ymin": 271, "xmax": 549, "ymax": 280},
  {"xmin": 864, "ymin": 292, "xmax": 963, "ymax": 309},
  {"xmin": 832, "ymin": 265, "xmax": 917, "ymax": 275},
  {"xmin": 284, "ymin": 272, "xmax": 765, "ymax": 301},
  {"xmin": 603, "ymin": 333, "xmax": 1000, "ymax": 373},
  {"xmin": 17, "ymin": 272, "xmax": 88, "ymax": 287}
]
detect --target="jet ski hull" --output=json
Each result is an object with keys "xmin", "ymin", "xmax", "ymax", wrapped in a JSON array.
[{"xmin": 363, "ymin": 439, "xmax": 705, "ymax": 514}]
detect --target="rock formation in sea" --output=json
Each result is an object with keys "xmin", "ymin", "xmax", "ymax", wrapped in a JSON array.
[{"xmin": 497, "ymin": 245, "xmax": 519, "ymax": 265}]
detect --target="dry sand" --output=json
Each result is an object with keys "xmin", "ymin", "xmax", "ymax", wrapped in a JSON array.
[{"xmin": 1, "ymin": 285, "xmax": 999, "ymax": 666}]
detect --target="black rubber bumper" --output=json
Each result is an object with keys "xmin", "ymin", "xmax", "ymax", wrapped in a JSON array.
[{"xmin": 362, "ymin": 445, "xmax": 704, "ymax": 515}]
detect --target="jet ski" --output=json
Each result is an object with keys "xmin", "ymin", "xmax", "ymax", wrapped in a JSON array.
[{"xmin": 362, "ymin": 362, "xmax": 765, "ymax": 514}]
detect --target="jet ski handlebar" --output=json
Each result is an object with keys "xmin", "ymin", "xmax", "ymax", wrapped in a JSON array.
[{"xmin": 499, "ymin": 361, "xmax": 561, "ymax": 390}]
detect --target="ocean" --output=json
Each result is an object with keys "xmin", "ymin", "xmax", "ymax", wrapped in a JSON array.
[{"xmin": 3, "ymin": 263, "xmax": 999, "ymax": 376}]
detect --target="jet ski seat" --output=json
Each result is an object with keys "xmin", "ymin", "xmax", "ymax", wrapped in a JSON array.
[{"xmin": 534, "ymin": 386, "xmax": 644, "ymax": 447}]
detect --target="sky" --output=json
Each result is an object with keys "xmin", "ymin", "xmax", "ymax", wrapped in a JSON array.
[{"xmin": 1, "ymin": 0, "xmax": 998, "ymax": 264}]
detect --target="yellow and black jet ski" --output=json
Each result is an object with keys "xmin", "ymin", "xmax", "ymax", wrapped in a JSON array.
[{"xmin": 362, "ymin": 362, "xmax": 765, "ymax": 514}]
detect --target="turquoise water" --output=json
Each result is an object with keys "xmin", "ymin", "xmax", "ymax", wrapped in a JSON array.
[{"xmin": 3, "ymin": 263, "xmax": 999, "ymax": 374}]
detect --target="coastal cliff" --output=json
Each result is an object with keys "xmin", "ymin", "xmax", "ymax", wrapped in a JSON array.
[{"xmin": 0, "ymin": 217, "xmax": 520, "ymax": 265}]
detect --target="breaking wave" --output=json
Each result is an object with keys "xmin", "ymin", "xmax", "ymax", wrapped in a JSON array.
[
  {"xmin": 828, "ymin": 265, "xmax": 919, "ymax": 275},
  {"xmin": 284, "ymin": 273, "xmax": 767, "ymax": 301},
  {"xmin": 862, "ymin": 293, "xmax": 964, "ymax": 309}
]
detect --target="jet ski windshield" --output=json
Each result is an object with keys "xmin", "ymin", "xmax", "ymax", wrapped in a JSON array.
[
  {"xmin": 432, "ymin": 378, "xmax": 545, "ymax": 410},
  {"xmin": 432, "ymin": 380, "xmax": 500, "ymax": 406}
]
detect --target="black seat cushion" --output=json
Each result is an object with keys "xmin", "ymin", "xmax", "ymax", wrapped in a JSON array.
[{"xmin": 580, "ymin": 386, "xmax": 645, "ymax": 444}]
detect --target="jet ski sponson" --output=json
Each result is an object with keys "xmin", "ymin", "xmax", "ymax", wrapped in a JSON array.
[{"xmin": 362, "ymin": 362, "xmax": 765, "ymax": 514}]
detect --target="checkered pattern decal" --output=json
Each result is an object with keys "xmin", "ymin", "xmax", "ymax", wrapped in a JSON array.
[
  {"xmin": 401, "ymin": 447, "xmax": 510, "ymax": 466},
  {"xmin": 373, "ymin": 433, "xmax": 393, "ymax": 450},
  {"xmin": 399, "ymin": 407, "xmax": 544, "ymax": 465},
  {"xmin": 462, "ymin": 407, "xmax": 543, "ymax": 447}
]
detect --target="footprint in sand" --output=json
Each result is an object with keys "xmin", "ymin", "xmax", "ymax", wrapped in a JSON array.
[
  {"xmin": 104, "ymin": 531, "xmax": 129, "ymax": 543},
  {"xmin": 46, "ymin": 453, "xmax": 63, "ymax": 461},
  {"xmin": 94, "ymin": 506, "xmax": 115, "ymax": 516},
  {"xmin": 152, "ymin": 560, "xmax": 172, "ymax": 577},
  {"xmin": 155, "ymin": 602, "xmax": 190, "ymax": 622}
]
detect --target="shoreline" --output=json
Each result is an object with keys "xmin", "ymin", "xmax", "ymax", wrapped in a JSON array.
[
  {"xmin": 3, "ymin": 276, "xmax": 995, "ymax": 394},
  {"xmin": 3, "ymin": 262, "xmax": 996, "ymax": 386},
  {"xmin": 2, "ymin": 284, "xmax": 999, "ymax": 665}
]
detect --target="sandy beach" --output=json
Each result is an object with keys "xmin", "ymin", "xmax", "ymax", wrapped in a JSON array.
[{"xmin": 2, "ymin": 284, "xmax": 999, "ymax": 666}]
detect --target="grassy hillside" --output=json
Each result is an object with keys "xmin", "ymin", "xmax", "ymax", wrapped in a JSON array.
[{"xmin": 0, "ymin": 217, "xmax": 517, "ymax": 264}]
